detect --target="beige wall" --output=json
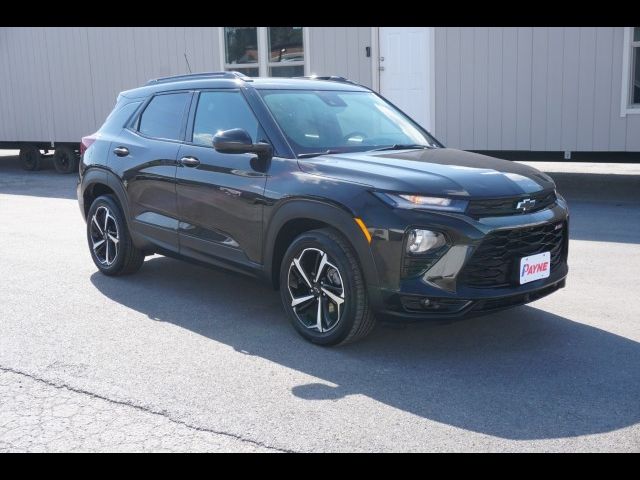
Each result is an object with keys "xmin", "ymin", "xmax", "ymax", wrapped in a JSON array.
[
  {"xmin": 0, "ymin": 27, "xmax": 223, "ymax": 143},
  {"xmin": 433, "ymin": 27, "xmax": 640, "ymax": 152}
]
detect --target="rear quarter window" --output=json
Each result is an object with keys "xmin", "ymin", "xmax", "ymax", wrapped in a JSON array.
[
  {"xmin": 99, "ymin": 101, "xmax": 142, "ymax": 135},
  {"xmin": 137, "ymin": 92, "xmax": 191, "ymax": 141}
]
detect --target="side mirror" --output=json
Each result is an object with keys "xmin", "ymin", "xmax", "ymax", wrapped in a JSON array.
[{"xmin": 213, "ymin": 128, "xmax": 272, "ymax": 161}]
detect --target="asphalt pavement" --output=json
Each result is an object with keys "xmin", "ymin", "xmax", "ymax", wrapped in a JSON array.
[{"xmin": 1, "ymin": 151, "xmax": 639, "ymax": 452}]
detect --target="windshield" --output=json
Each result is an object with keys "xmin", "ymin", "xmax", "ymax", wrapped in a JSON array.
[{"xmin": 259, "ymin": 89, "xmax": 439, "ymax": 156}]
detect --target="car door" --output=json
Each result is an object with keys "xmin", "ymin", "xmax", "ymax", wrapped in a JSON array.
[
  {"xmin": 175, "ymin": 89, "xmax": 268, "ymax": 269},
  {"xmin": 108, "ymin": 91, "xmax": 192, "ymax": 253}
]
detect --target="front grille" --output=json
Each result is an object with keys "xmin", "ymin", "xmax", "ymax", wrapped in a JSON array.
[
  {"xmin": 466, "ymin": 190, "xmax": 557, "ymax": 218},
  {"xmin": 458, "ymin": 222, "xmax": 566, "ymax": 288}
]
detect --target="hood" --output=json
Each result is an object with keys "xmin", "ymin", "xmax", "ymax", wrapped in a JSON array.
[{"xmin": 298, "ymin": 148, "xmax": 555, "ymax": 198}]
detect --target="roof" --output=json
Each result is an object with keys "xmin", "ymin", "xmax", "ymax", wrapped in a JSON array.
[{"xmin": 119, "ymin": 72, "xmax": 369, "ymax": 99}]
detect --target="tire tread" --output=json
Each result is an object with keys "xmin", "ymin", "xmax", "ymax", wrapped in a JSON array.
[
  {"xmin": 281, "ymin": 227, "xmax": 376, "ymax": 346},
  {"xmin": 319, "ymin": 229, "xmax": 376, "ymax": 345},
  {"xmin": 88, "ymin": 194, "xmax": 144, "ymax": 276}
]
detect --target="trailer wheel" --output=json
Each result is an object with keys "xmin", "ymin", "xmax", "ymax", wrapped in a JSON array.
[
  {"xmin": 19, "ymin": 145, "xmax": 41, "ymax": 171},
  {"xmin": 53, "ymin": 145, "xmax": 79, "ymax": 174}
]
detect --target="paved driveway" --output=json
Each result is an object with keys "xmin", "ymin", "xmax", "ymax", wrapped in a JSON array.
[{"xmin": 1, "ymin": 152, "xmax": 639, "ymax": 452}]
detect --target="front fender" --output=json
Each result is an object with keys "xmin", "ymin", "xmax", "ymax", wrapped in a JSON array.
[{"xmin": 263, "ymin": 198, "xmax": 383, "ymax": 309}]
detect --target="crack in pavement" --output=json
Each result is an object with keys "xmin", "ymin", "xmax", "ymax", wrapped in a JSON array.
[{"xmin": 0, "ymin": 365, "xmax": 295, "ymax": 453}]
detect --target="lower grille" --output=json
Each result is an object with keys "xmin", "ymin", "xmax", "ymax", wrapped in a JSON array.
[
  {"xmin": 472, "ymin": 281, "xmax": 564, "ymax": 312},
  {"xmin": 458, "ymin": 222, "xmax": 566, "ymax": 288}
]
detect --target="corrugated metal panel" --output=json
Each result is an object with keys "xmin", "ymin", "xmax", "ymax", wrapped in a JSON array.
[
  {"xmin": 357, "ymin": 28, "xmax": 372, "ymax": 87},
  {"xmin": 434, "ymin": 27, "xmax": 640, "ymax": 151},
  {"xmin": 501, "ymin": 27, "xmax": 518, "ymax": 150},
  {"xmin": 560, "ymin": 27, "xmax": 580, "ymax": 152},
  {"xmin": 2, "ymin": 27, "xmax": 637, "ymax": 151},
  {"xmin": 516, "ymin": 27, "xmax": 533, "ymax": 150},
  {"xmin": 444, "ymin": 28, "xmax": 461, "ymax": 148},
  {"xmin": 486, "ymin": 28, "xmax": 503, "ymax": 150},
  {"xmin": 576, "ymin": 27, "xmax": 596, "ymax": 150},
  {"xmin": 472, "ymin": 28, "xmax": 489, "ymax": 150},
  {"xmin": 307, "ymin": 27, "xmax": 372, "ymax": 87},
  {"xmin": 433, "ymin": 28, "xmax": 447, "ymax": 139},
  {"xmin": 459, "ymin": 28, "xmax": 475, "ymax": 149},
  {"xmin": 545, "ymin": 28, "xmax": 565, "ymax": 150},
  {"xmin": 530, "ymin": 27, "xmax": 549, "ymax": 150},
  {"xmin": 592, "ymin": 28, "xmax": 614, "ymax": 150},
  {"xmin": 0, "ymin": 27, "xmax": 224, "ymax": 143},
  {"xmin": 0, "ymin": 27, "xmax": 368, "ymax": 144},
  {"xmin": 609, "ymin": 28, "xmax": 628, "ymax": 150}
]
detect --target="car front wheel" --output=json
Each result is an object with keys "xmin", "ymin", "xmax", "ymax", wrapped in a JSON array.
[{"xmin": 279, "ymin": 228, "xmax": 376, "ymax": 346}]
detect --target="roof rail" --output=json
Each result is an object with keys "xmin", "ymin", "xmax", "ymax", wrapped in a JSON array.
[
  {"xmin": 146, "ymin": 71, "xmax": 250, "ymax": 85},
  {"xmin": 294, "ymin": 75, "xmax": 359, "ymax": 85}
]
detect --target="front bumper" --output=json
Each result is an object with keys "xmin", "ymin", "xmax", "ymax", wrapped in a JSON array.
[
  {"xmin": 364, "ymin": 198, "xmax": 570, "ymax": 321},
  {"xmin": 378, "ymin": 271, "xmax": 567, "ymax": 321}
]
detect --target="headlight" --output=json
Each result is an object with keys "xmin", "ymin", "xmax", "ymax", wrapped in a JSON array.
[
  {"xmin": 373, "ymin": 192, "xmax": 468, "ymax": 212},
  {"xmin": 406, "ymin": 229, "xmax": 446, "ymax": 254}
]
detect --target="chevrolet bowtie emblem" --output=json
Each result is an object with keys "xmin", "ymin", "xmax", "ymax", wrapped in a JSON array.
[{"xmin": 516, "ymin": 198, "xmax": 536, "ymax": 211}]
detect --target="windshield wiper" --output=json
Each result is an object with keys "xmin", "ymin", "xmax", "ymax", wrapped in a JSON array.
[
  {"xmin": 369, "ymin": 144, "xmax": 434, "ymax": 152},
  {"xmin": 297, "ymin": 150, "xmax": 343, "ymax": 159},
  {"xmin": 297, "ymin": 144, "xmax": 434, "ymax": 158}
]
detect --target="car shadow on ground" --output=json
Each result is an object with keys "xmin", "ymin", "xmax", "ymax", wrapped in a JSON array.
[{"xmin": 90, "ymin": 255, "xmax": 640, "ymax": 441}]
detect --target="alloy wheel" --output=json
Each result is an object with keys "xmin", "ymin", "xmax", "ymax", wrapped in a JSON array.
[
  {"xmin": 287, "ymin": 247, "xmax": 345, "ymax": 333},
  {"xmin": 89, "ymin": 206, "xmax": 120, "ymax": 266}
]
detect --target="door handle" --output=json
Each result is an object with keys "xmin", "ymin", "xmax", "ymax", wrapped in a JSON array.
[
  {"xmin": 180, "ymin": 156, "xmax": 200, "ymax": 167},
  {"xmin": 113, "ymin": 146, "xmax": 129, "ymax": 157}
]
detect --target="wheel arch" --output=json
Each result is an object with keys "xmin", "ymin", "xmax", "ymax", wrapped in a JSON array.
[
  {"xmin": 81, "ymin": 168, "xmax": 131, "ymax": 224},
  {"xmin": 264, "ymin": 199, "xmax": 381, "ymax": 303}
]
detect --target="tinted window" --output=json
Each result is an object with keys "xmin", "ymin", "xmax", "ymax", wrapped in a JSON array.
[
  {"xmin": 138, "ymin": 93, "xmax": 190, "ymax": 140},
  {"xmin": 100, "ymin": 101, "xmax": 141, "ymax": 134},
  {"xmin": 192, "ymin": 91, "xmax": 259, "ymax": 147},
  {"xmin": 225, "ymin": 27, "xmax": 258, "ymax": 65}
]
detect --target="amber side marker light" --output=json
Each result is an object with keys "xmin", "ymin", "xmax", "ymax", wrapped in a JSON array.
[{"xmin": 354, "ymin": 217, "xmax": 372, "ymax": 244}]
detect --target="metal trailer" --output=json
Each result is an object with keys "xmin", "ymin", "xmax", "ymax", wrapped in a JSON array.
[
  {"xmin": 2, "ymin": 27, "xmax": 639, "ymax": 173},
  {"xmin": 0, "ymin": 27, "xmax": 231, "ymax": 173},
  {"xmin": 0, "ymin": 26, "xmax": 376, "ymax": 173}
]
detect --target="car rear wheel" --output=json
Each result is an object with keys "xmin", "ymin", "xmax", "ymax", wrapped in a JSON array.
[
  {"xmin": 279, "ymin": 228, "xmax": 376, "ymax": 346},
  {"xmin": 87, "ymin": 195, "xmax": 145, "ymax": 276}
]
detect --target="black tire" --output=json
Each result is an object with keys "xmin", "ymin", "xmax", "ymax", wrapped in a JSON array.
[
  {"xmin": 53, "ymin": 145, "xmax": 78, "ymax": 174},
  {"xmin": 86, "ymin": 195, "xmax": 145, "ymax": 276},
  {"xmin": 19, "ymin": 146, "xmax": 41, "ymax": 171},
  {"xmin": 279, "ymin": 228, "xmax": 376, "ymax": 346}
]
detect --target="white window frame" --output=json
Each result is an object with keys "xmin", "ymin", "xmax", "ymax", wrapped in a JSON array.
[
  {"xmin": 621, "ymin": 27, "xmax": 640, "ymax": 116},
  {"xmin": 218, "ymin": 27, "xmax": 309, "ymax": 77}
]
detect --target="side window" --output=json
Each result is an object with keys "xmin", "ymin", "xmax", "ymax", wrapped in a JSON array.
[
  {"xmin": 259, "ymin": 92, "xmax": 326, "ymax": 149},
  {"xmin": 192, "ymin": 91, "xmax": 259, "ymax": 147},
  {"xmin": 138, "ymin": 92, "xmax": 191, "ymax": 141},
  {"xmin": 100, "ymin": 101, "xmax": 142, "ymax": 134}
]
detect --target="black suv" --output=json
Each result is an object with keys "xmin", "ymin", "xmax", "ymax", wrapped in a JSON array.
[{"xmin": 78, "ymin": 72, "xmax": 569, "ymax": 345}]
